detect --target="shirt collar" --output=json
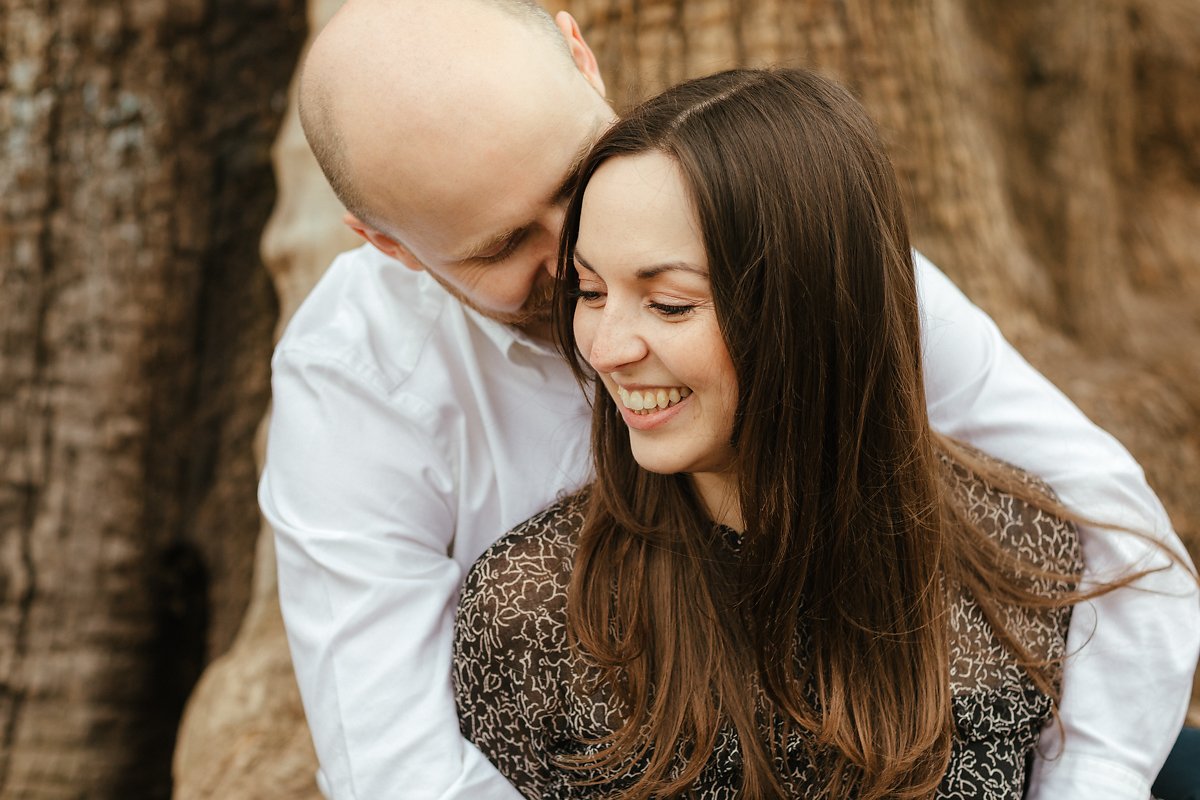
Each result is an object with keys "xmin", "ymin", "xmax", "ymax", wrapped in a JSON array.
[
  {"xmin": 460, "ymin": 304, "xmax": 561, "ymax": 362},
  {"xmin": 406, "ymin": 267, "xmax": 560, "ymax": 363}
]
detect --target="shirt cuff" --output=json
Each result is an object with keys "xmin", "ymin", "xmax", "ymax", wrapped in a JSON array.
[{"xmin": 1026, "ymin": 751, "xmax": 1152, "ymax": 800}]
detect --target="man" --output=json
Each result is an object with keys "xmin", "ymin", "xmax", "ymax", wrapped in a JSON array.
[{"xmin": 260, "ymin": 1, "xmax": 1199, "ymax": 798}]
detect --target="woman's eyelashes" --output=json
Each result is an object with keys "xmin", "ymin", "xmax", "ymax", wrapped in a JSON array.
[
  {"xmin": 649, "ymin": 301, "xmax": 696, "ymax": 317},
  {"xmin": 568, "ymin": 286, "xmax": 605, "ymax": 304},
  {"xmin": 570, "ymin": 286, "xmax": 700, "ymax": 318}
]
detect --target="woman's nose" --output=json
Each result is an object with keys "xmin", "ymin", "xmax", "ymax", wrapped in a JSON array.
[{"xmin": 585, "ymin": 306, "xmax": 648, "ymax": 373}]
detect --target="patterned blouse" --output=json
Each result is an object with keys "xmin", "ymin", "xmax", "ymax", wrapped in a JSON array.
[{"xmin": 454, "ymin": 455, "xmax": 1080, "ymax": 799}]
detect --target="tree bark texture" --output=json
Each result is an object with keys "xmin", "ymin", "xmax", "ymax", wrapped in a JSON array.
[
  {"xmin": 173, "ymin": 1, "xmax": 358, "ymax": 796},
  {"xmin": 0, "ymin": 0, "xmax": 304, "ymax": 796},
  {"xmin": 20, "ymin": 0, "xmax": 1188, "ymax": 797}
]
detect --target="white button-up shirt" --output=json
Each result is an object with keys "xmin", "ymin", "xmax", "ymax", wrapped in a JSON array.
[{"xmin": 260, "ymin": 243, "xmax": 1198, "ymax": 800}]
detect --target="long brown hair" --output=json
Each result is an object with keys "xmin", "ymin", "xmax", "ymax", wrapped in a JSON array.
[{"xmin": 551, "ymin": 68, "xmax": 1153, "ymax": 799}]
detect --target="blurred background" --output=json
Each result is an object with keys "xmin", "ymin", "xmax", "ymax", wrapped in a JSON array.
[{"xmin": 1, "ymin": 0, "xmax": 1198, "ymax": 797}]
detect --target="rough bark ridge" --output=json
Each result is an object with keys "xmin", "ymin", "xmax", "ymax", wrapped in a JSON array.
[
  {"xmin": 173, "ymin": 0, "xmax": 1200, "ymax": 797},
  {"xmin": 173, "ymin": 0, "xmax": 359, "ymax": 795},
  {"xmin": 0, "ymin": 0, "xmax": 303, "ymax": 796}
]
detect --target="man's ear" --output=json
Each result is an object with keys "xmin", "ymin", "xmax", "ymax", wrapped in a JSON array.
[
  {"xmin": 343, "ymin": 212, "xmax": 424, "ymax": 272},
  {"xmin": 555, "ymin": 11, "xmax": 606, "ymax": 99}
]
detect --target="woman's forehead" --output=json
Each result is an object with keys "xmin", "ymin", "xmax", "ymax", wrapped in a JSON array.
[{"xmin": 576, "ymin": 153, "xmax": 706, "ymax": 271}]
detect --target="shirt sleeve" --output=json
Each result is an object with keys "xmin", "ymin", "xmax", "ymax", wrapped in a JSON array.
[
  {"xmin": 915, "ymin": 251, "xmax": 1200, "ymax": 800},
  {"xmin": 259, "ymin": 349, "xmax": 524, "ymax": 800}
]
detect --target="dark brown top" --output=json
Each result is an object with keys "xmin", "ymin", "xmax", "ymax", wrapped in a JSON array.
[{"xmin": 454, "ymin": 455, "xmax": 1079, "ymax": 799}]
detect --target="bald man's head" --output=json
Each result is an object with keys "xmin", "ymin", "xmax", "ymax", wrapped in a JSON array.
[
  {"xmin": 488, "ymin": 0, "xmax": 571, "ymax": 45},
  {"xmin": 300, "ymin": 0, "xmax": 576, "ymax": 233},
  {"xmin": 297, "ymin": 0, "xmax": 613, "ymax": 338}
]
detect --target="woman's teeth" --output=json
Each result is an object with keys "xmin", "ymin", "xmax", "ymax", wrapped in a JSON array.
[{"xmin": 617, "ymin": 386, "xmax": 692, "ymax": 415}]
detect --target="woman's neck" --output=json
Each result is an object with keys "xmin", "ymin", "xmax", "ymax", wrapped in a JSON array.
[{"xmin": 690, "ymin": 470, "xmax": 743, "ymax": 532}]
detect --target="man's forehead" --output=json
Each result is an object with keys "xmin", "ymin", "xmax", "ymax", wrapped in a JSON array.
[
  {"xmin": 447, "ymin": 116, "xmax": 609, "ymax": 262},
  {"xmin": 385, "ymin": 99, "xmax": 599, "ymax": 260},
  {"xmin": 333, "ymin": 0, "xmax": 616, "ymax": 261}
]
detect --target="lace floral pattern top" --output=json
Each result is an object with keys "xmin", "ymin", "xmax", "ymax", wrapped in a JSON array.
[{"xmin": 453, "ymin": 455, "xmax": 1080, "ymax": 799}]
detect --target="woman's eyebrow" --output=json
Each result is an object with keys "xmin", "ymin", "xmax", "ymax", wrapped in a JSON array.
[
  {"xmin": 573, "ymin": 251, "xmax": 599, "ymax": 275},
  {"xmin": 634, "ymin": 262, "xmax": 708, "ymax": 280},
  {"xmin": 574, "ymin": 251, "xmax": 708, "ymax": 280}
]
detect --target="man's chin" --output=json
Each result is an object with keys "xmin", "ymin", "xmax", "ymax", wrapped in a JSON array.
[
  {"xmin": 424, "ymin": 272, "xmax": 554, "ymax": 336},
  {"xmin": 499, "ymin": 305, "xmax": 554, "ymax": 340},
  {"xmin": 514, "ymin": 314, "xmax": 555, "ymax": 342},
  {"xmin": 491, "ymin": 287, "xmax": 555, "ymax": 333},
  {"xmin": 461, "ymin": 297, "xmax": 554, "ymax": 337}
]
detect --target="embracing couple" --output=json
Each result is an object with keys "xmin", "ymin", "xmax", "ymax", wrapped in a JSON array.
[{"xmin": 260, "ymin": 1, "xmax": 1199, "ymax": 798}]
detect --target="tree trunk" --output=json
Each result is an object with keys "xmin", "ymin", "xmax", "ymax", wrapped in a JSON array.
[
  {"xmin": 172, "ymin": 1, "xmax": 358, "ymax": 795},
  {"xmin": 0, "ymin": 0, "xmax": 304, "ymax": 796},
  {"xmin": 172, "ymin": 0, "xmax": 1197, "ymax": 796}
]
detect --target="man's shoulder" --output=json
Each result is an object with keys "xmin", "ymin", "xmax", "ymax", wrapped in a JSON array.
[{"xmin": 272, "ymin": 244, "xmax": 459, "ymax": 394}]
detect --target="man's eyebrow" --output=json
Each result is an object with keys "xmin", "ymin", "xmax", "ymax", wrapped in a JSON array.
[
  {"xmin": 457, "ymin": 225, "xmax": 523, "ymax": 263},
  {"xmin": 458, "ymin": 125, "xmax": 605, "ymax": 263},
  {"xmin": 574, "ymin": 252, "xmax": 708, "ymax": 280},
  {"xmin": 550, "ymin": 130, "xmax": 598, "ymax": 206}
]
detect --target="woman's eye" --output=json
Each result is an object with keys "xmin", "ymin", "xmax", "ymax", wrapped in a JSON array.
[
  {"xmin": 649, "ymin": 302, "xmax": 695, "ymax": 317},
  {"xmin": 569, "ymin": 288, "xmax": 605, "ymax": 304}
]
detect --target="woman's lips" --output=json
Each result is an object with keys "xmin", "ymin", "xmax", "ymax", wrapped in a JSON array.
[
  {"xmin": 615, "ymin": 390, "xmax": 692, "ymax": 431},
  {"xmin": 616, "ymin": 385, "xmax": 691, "ymax": 412}
]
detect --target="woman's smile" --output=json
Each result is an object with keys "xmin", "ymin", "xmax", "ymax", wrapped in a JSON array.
[
  {"xmin": 611, "ymin": 383, "xmax": 694, "ymax": 430},
  {"xmin": 571, "ymin": 152, "xmax": 738, "ymax": 481},
  {"xmin": 615, "ymin": 385, "xmax": 691, "ymax": 413}
]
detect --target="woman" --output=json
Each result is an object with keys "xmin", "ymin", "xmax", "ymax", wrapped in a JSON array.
[{"xmin": 453, "ymin": 68, "xmax": 1094, "ymax": 799}]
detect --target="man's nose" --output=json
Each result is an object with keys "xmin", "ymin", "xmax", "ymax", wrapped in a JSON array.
[
  {"xmin": 586, "ymin": 306, "xmax": 648, "ymax": 373},
  {"xmin": 536, "ymin": 206, "xmax": 568, "ymax": 279}
]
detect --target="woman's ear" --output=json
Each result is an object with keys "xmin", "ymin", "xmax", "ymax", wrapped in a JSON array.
[
  {"xmin": 554, "ymin": 11, "xmax": 606, "ymax": 99},
  {"xmin": 343, "ymin": 212, "xmax": 424, "ymax": 272}
]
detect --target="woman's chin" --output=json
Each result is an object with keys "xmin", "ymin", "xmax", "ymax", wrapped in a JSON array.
[
  {"xmin": 632, "ymin": 459, "xmax": 679, "ymax": 476},
  {"xmin": 628, "ymin": 445, "xmax": 691, "ymax": 477}
]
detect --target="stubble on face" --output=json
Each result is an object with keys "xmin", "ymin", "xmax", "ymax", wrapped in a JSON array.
[
  {"xmin": 315, "ymin": 0, "xmax": 612, "ymax": 341},
  {"xmin": 425, "ymin": 268, "xmax": 558, "ymax": 333}
]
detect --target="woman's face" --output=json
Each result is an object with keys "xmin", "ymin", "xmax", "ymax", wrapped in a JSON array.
[{"xmin": 572, "ymin": 152, "xmax": 738, "ymax": 488}]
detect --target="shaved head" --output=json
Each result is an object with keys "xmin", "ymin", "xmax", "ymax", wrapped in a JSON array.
[
  {"xmin": 300, "ymin": 0, "xmax": 577, "ymax": 233},
  {"xmin": 485, "ymin": 0, "xmax": 570, "ymax": 43},
  {"xmin": 297, "ymin": 0, "xmax": 613, "ymax": 337}
]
